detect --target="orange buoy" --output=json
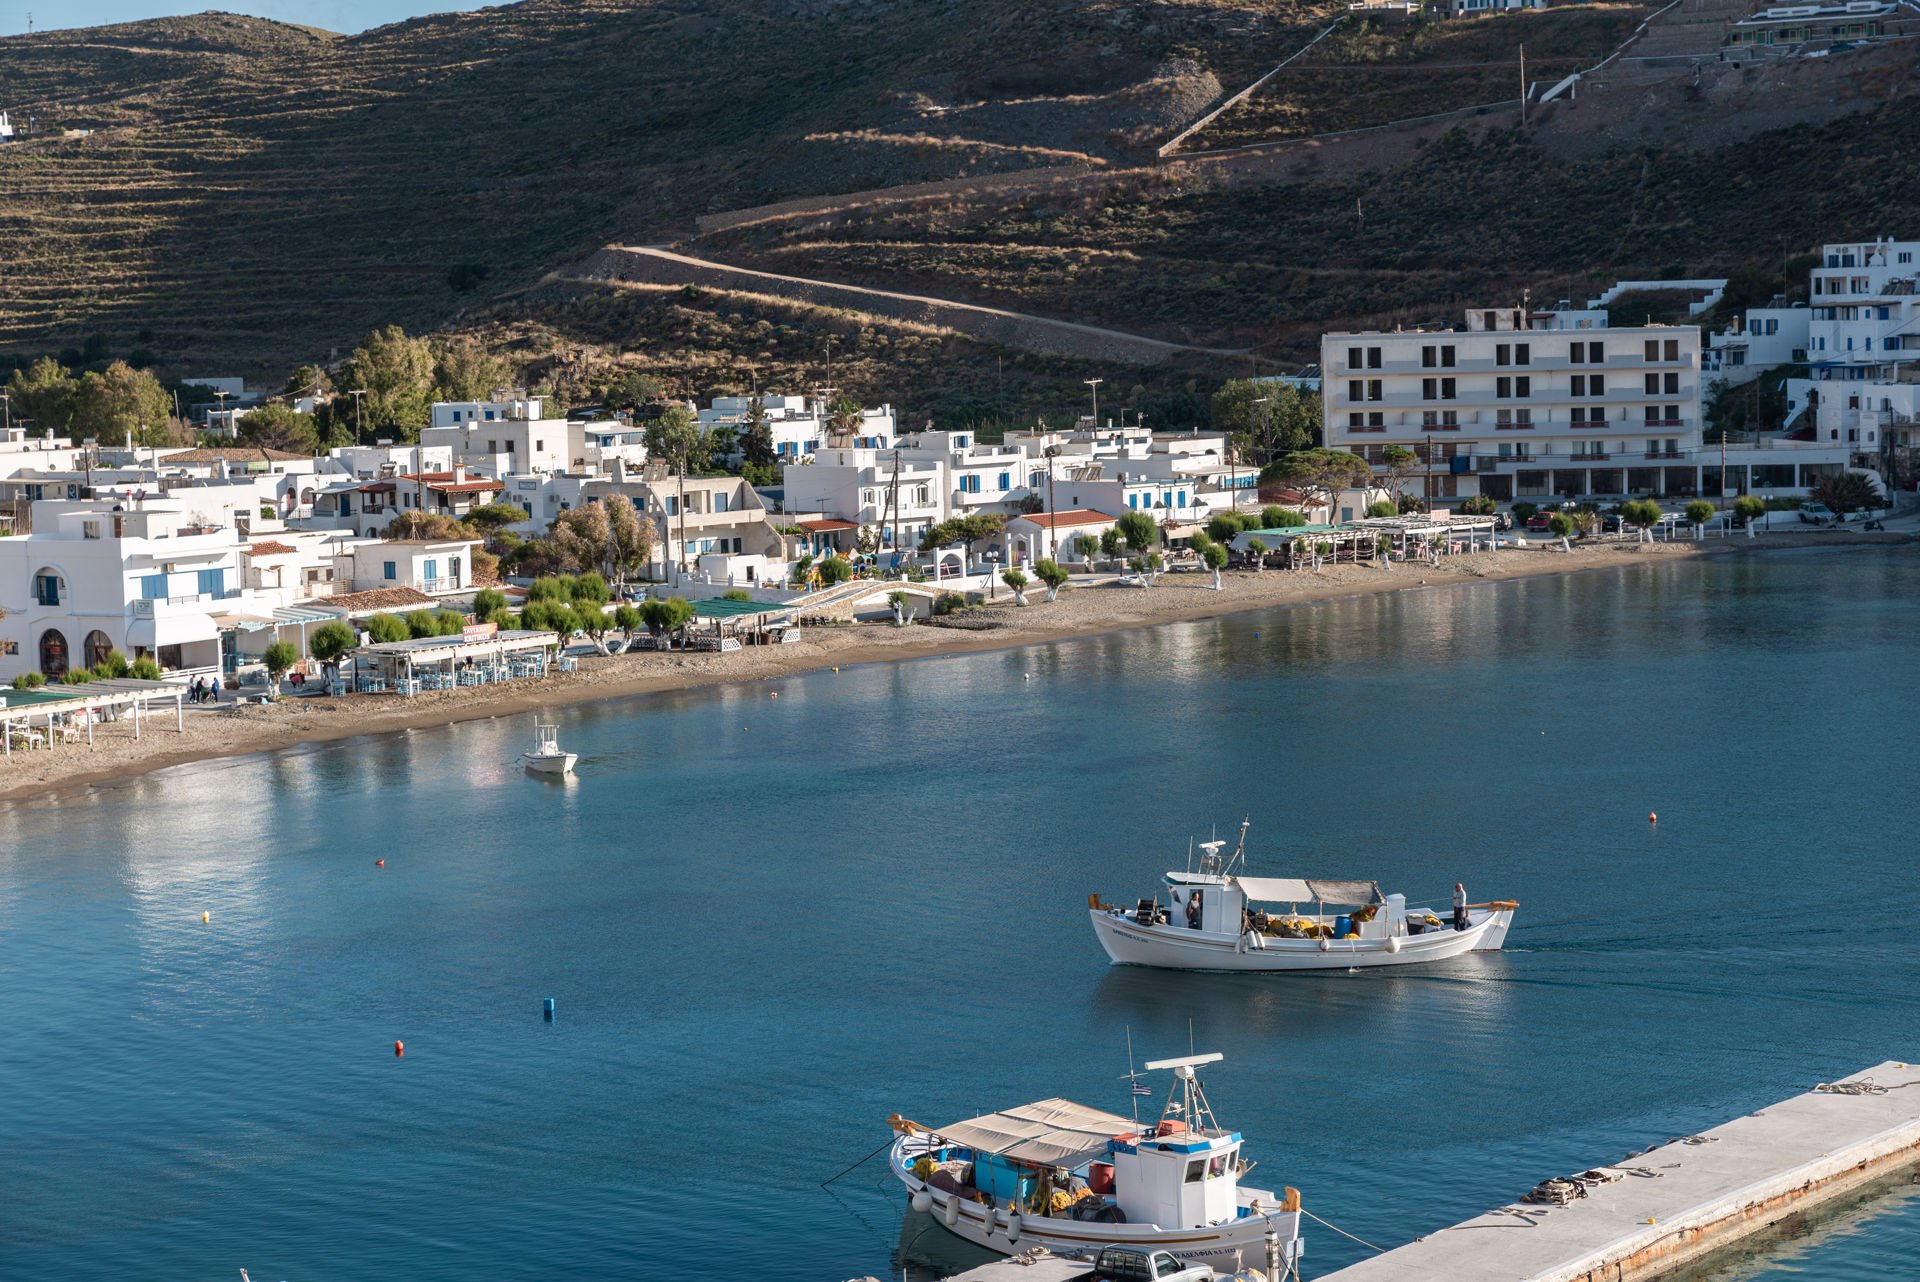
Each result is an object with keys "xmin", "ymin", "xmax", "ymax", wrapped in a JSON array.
[
  {"xmin": 394, "ymin": 1040, "xmax": 405, "ymax": 1057},
  {"xmin": 201, "ymin": 910, "xmax": 210, "ymax": 923},
  {"xmin": 770, "ymin": 692, "xmax": 778, "ymax": 700},
  {"xmin": 1649, "ymin": 811, "xmax": 1658, "ymax": 825},
  {"xmin": 375, "ymin": 859, "xmax": 386, "ymax": 868}
]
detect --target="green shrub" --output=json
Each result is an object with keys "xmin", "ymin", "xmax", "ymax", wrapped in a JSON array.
[
  {"xmin": 435, "ymin": 609, "xmax": 467, "ymax": 636},
  {"xmin": 94, "ymin": 649, "xmax": 131, "ymax": 678},
  {"xmin": 721, "ymin": 588, "xmax": 752, "ymax": 601},
  {"xmin": 65, "ymin": 669, "xmax": 94, "ymax": 684},
  {"xmin": 1365, "ymin": 500, "xmax": 1397, "ymax": 518},
  {"xmin": 13, "ymin": 671, "xmax": 47, "ymax": 688},
  {"xmin": 1547, "ymin": 513, "xmax": 1575, "ymax": 538},
  {"xmin": 365, "ymin": 613, "xmax": 410, "ymax": 644},
  {"xmin": 130, "ymin": 657, "xmax": 162, "ymax": 680},
  {"xmin": 818, "ymin": 555, "xmax": 853, "ymax": 586},
  {"xmin": 262, "ymin": 640, "xmax": 300, "ymax": 684},
  {"xmin": 1685, "ymin": 500, "xmax": 1716, "ymax": 526},
  {"xmin": 309, "ymin": 620, "xmax": 358, "ymax": 664},
  {"xmin": 1733, "ymin": 495, "xmax": 1767, "ymax": 526},
  {"xmin": 1511, "ymin": 502, "xmax": 1539, "ymax": 525}
]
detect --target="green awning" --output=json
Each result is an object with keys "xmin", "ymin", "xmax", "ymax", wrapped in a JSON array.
[{"xmin": 689, "ymin": 598, "xmax": 795, "ymax": 618}]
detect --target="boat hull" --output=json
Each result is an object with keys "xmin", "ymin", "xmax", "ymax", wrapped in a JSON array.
[
  {"xmin": 523, "ymin": 751, "xmax": 577, "ymax": 775},
  {"xmin": 1091, "ymin": 907, "xmax": 1513, "ymax": 971},
  {"xmin": 889, "ymin": 1139, "xmax": 1302, "ymax": 1273}
]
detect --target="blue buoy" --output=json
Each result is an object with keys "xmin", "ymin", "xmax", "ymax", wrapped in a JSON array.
[{"xmin": 543, "ymin": 997, "xmax": 556, "ymax": 1020}]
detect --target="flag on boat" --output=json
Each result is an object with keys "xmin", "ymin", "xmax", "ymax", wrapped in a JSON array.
[{"xmin": 1132, "ymin": 1081, "xmax": 1153, "ymax": 1096}]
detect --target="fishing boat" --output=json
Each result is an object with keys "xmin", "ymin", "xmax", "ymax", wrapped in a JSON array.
[
  {"xmin": 522, "ymin": 719, "xmax": 577, "ymax": 776},
  {"xmin": 887, "ymin": 1052, "xmax": 1305, "ymax": 1274},
  {"xmin": 1089, "ymin": 820, "xmax": 1515, "ymax": 972}
]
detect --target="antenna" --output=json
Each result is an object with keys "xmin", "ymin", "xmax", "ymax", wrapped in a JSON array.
[{"xmin": 1123, "ymin": 1027, "xmax": 1146, "ymax": 1127}]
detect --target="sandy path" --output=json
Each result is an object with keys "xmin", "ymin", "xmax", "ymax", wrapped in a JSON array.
[{"xmin": 1, "ymin": 533, "xmax": 1905, "ymax": 810}]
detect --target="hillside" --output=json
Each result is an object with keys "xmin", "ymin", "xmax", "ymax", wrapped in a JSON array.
[{"xmin": 0, "ymin": 0, "xmax": 1337, "ymax": 374}]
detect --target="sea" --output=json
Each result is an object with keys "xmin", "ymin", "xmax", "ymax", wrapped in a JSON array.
[{"xmin": 2, "ymin": 546, "xmax": 1916, "ymax": 1282}]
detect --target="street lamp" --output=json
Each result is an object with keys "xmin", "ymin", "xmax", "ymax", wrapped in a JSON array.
[
  {"xmin": 1043, "ymin": 444, "xmax": 1062, "ymax": 560},
  {"xmin": 1084, "ymin": 377, "xmax": 1103, "ymax": 431}
]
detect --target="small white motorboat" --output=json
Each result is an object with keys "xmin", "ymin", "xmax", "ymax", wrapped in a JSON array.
[
  {"xmin": 1089, "ymin": 819, "xmax": 1515, "ymax": 972},
  {"xmin": 523, "ymin": 719, "xmax": 577, "ymax": 776},
  {"xmin": 889, "ymin": 1052, "xmax": 1304, "ymax": 1274}
]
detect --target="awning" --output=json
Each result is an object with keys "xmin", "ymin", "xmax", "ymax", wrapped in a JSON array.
[
  {"xmin": 211, "ymin": 611, "xmax": 277, "ymax": 632},
  {"xmin": 128, "ymin": 613, "xmax": 221, "ymax": 647},
  {"xmin": 1236, "ymin": 876, "xmax": 1382, "ymax": 906},
  {"xmin": 930, "ymin": 1098, "xmax": 1133, "ymax": 1167}
]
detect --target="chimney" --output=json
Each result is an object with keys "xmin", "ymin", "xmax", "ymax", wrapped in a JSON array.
[
  {"xmin": 612, "ymin": 457, "xmax": 626, "ymax": 483},
  {"xmin": 453, "ymin": 463, "xmax": 465, "ymax": 484}
]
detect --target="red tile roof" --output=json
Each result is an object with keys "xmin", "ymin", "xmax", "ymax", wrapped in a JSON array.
[
  {"xmin": 399, "ymin": 471, "xmax": 505, "ymax": 494},
  {"xmin": 163, "ymin": 446, "xmax": 310, "ymax": 464},
  {"xmin": 797, "ymin": 518, "xmax": 859, "ymax": 532},
  {"xmin": 328, "ymin": 586, "xmax": 438, "ymax": 613},
  {"xmin": 247, "ymin": 540, "xmax": 298, "ymax": 556},
  {"xmin": 1016, "ymin": 508, "xmax": 1116, "ymax": 529}
]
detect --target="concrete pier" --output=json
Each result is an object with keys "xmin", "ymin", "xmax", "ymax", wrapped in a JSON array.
[{"xmin": 1320, "ymin": 1061, "xmax": 1920, "ymax": 1282}]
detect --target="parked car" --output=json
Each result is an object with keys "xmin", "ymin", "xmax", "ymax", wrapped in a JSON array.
[
  {"xmin": 1493, "ymin": 512, "xmax": 1513, "ymax": 531},
  {"xmin": 1084, "ymin": 1245, "xmax": 1213, "ymax": 1282},
  {"xmin": 1798, "ymin": 502, "xmax": 1837, "ymax": 524},
  {"xmin": 1526, "ymin": 511, "xmax": 1554, "ymax": 531}
]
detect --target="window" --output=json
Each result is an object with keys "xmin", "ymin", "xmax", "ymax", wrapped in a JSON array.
[
  {"xmin": 196, "ymin": 568, "xmax": 225, "ymax": 597},
  {"xmin": 35, "ymin": 571, "xmax": 66, "ymax": 606},
  {"xmin": 997, "ymin": 471, "xmax": 1011, "ymax": 491},
  {"xmin": 1367, "ymin": 346, "xmax": 1383, "ymax": 369},
  {"xmin": 1570, "ymin": 344, "xmax": 1585, "ymax": 364},
  {"xmin": 1422, "ymin": 345, "xmax": 1437, "ymax": 368},
  {"xmin": 1185, "ymin": 1160, "xmax": 1205, "ymax": 1184},
  {"xmin": 1515, "ymin": 376, "xmax": 1530, "ymax": 397},
  {"xmin": 1423, "ymin": 378, "xmax": 1438, "ymax": 400},
  {"xmin": 1348, "ymin": 412, "xmax": 1365, "ymax": 429},
  {"xmin": 1644, "ymin": 373, "xmax": 1660, "ymax": 395},
  {"xmin": 1442, "ymin": 345, "xmax": 1456, "ymax": 367},
  {"xmin": 1365, "ymin": 413, "xmax": 1383, "ymax": 429},
  {"xmin": 1422, "ymin": 410, "xmax": 1438, "ymax": 427},
  {"xmin": 424, "ymin": 559, "xmax": 438, "ymax": 582},
  {"xmin": 1515, "ymin": 342, "xmax": 1530, "ymax": 365},
  {"xmin": 1664, "ymin": 372, "xmax": 1679, "ymax": 395},
  {"xmin": 1496, "ymin": 342, "xmax": 1510, "ymax": 365},
  {"xmin": 1440, "ymin": 378, "xmax": 1455, "ymax": 400},
  {"xmin": 139, "ymin": 573, "xmax": 166, "ymax": 600},
  {"xmin": 1497, "ymin": 377, "xmax": 1511, "ymax": 399},
  {"xmin": 1664, "ymin": 339, "xmax": 1680, "ymax": 361},
  {"xmin": 1367, "ymin": 380, "xmax": 1383, "ymax": 402},
  {"xmin": 1587, "ymin": 342, "xmax": 1605, "ymax": 363},
  {"xmin": 383, "ymin": 561, "xmax": 397, "ymax": 581},
  {"xmin": 1348, "ymin": 379, "xmax": 1364, "ymax": 403},
  {"xmin": 82, "ymin": 520, "xmax": 101, "ymax": 539},
  {"xmin": 1348, "ymin": 346, "xmax": 1364, "ymax": 370},
  {"xmin": 959, "ymin": 474, "xmax": 981, "ymax": 494},
  {"xmin": 714, "ymin": 492, "xmax": 730, "ymax": 513},
  {"xmin": 1441, "ymin": 410, "xmax": 1458, "ymax": 427}
]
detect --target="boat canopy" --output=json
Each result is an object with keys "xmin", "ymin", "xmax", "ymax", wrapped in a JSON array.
[
  {"xmin": 929, "ymin": 1097, "xmax": 1134, "ymax": 1166},
  {"xmin": 1234, "ymin": 876, "xmax": 1382, "ymax": 906}
]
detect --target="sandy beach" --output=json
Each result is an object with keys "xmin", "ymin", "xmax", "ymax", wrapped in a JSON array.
[{"xmin": 3, "ymin": 531, "xmax": 1908, "ymax": 809}]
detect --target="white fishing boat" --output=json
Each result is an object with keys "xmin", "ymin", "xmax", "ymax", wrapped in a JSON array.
[
  {"xmin": 522, "ymin": 719, "xmax": 577, "ymax": 775},
  {"xmin": 888, "ymin": 1052, "xmax": 1305, "ymax": 1274},
  {"xmin": 1089, "ymin": 820, "xmax": 1515, "ymax": 972}
]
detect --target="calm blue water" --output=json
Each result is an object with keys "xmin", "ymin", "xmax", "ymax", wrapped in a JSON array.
[{"xmin": 2, "ymin": 547, "xmax": 1917, "ymax": 1282}]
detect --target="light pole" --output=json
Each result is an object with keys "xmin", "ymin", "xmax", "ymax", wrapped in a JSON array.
[
  {"xmin": 1084, "ymin": 377, "xmax": 1103, "ymax": 431},
  {"xmin": 212, "ymin": 388, "xmax": 229, "ymax": 436},
  {"xmin": 349, "ymin": 389, "xmax": 369, "ymax": 444},
  {"xmin": 1, "ymin": 390, "xmax": 10, "ymax": 435},
  {"xmin": 1044, "ymin": 444, "xmax": 1061, "ymax": 560}
]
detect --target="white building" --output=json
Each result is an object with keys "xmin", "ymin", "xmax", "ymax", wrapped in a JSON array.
[
  {"xmin": 1784, "ymin": 238, "xmax": 1920, "ymax": 479},
  {"xmin": 894, "ymin": 429, "xmax": 1036, "ymax": 516},
  {"xmin": 780, "ymin": 447, "xmax": 944, "ymax": 553},
  {"xmin": 700, "ymin": 394, "xmax": 896, "ymax": 462},
  {"xmin": 333, "ymin": 538, "xmax": 481, "ymax": 596},
  {"xmin": 1706, "ymin": 300, "xmax": 1810, "ymax": 386},
  {"xmin": 0, "ymin": 501, "xmax": 246, "ymax": 680},
  {"xmin": 421, "ymin": 395, "xmax": 583, "ymax": 477},
  {"xmin": 1322, "ymin": 306, "xmax": 1714, "ymax": 502}
]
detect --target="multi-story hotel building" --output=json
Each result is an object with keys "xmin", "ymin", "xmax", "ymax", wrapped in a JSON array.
[{"xmin": 1322, "ymin": 306, "xmax": 1705, "ymax": 503}]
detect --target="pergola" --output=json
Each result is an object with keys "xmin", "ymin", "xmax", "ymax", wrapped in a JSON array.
[
  {"xmin": 352, "ymin": 629, "xmax": 559, "ymax": 696},
  {"xmin": 1, "ymin": 679, "xmax": 188, "ymax": 757},
  {"xmin": 686, "ymin": 597, "xmax": 799, "ymax": 649}
]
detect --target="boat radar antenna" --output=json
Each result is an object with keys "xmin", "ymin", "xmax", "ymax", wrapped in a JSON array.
[
  {"xmin": 1226, "ymin": 815, "xmax": 1251, "ymax": 875},
  {"xmin": 1122, "ymin": 1027, "xmax": 1150, "ymax": 1127},
  {"xmin": 1143, "ymin": 1052, "xmax": 1224, "ymax": 1135}
]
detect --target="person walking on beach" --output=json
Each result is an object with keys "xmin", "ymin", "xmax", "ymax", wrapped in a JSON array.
[
  {"xmin": 1453, "ymin": 883, "xmax": 1469, "ymax": 932},
  {"xmin": 210, "ymin": 676, "xmax": 222, "ymax": 704}
]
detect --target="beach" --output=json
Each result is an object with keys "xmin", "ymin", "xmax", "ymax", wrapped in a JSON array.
[{"xmin": 1, "ymin": 531, "xmax": 1904, "ymax": 808}]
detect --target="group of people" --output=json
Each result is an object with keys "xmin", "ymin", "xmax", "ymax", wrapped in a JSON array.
[{"xmin": 187, "ymin": 676, "xmax": 222, "ymax": 704}]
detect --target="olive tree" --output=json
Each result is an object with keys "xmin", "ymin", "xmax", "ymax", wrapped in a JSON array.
[
  {"xmin": 1033, "ymin": 559, "xmax": 1070, "ymax": 603},
  {"xmin": 1245, "ymin": 537, "xmax": 1268, "ymax": 572},
  {"xmin": 1073, "ymin": 533, "xmax": 1100, "ymax": 572},
  {"xmin": 1001, "ymin": 568, "xmax": 1030, "ymax": 606},
  {"xmin": 262, "ymin": 640, "xmax": 300, "ymax": 695},
  {"xmin": 638, "ymin": 596, "xmax": 696, "ymax": 648},
  {"xmin": 1201, "ymin": 540, "xmax": 1228, "ymax": 590}
]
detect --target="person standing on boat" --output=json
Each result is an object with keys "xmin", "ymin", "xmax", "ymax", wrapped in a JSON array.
[
  {"xmin": 1452, "ymin": 883, "xmax": 1468, "ymax": 932},
  {"xmin": 1186, "ymin": 890, "xmax": 1203, "ymax": 930}
]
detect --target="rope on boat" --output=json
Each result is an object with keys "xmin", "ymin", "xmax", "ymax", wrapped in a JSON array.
[
  {"xmin": 820, "ymin": 1134, "xmax": 900, "ymax": 1187},
  {"xmin": 1299, "ymin": 1207, "xmax": 1387, "ymax": 1254}
]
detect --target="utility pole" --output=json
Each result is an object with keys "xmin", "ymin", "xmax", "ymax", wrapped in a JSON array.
[
  {"xmin": 1084, "ymin": 377, "xmax": 1103, "ymax": 431},
  {"xmin": 212, "ymin": 388, "xmax": 230, "ymax": 437},
  {"xmin": 1519, "ymin": 43, "xmax": 1527, "ymax": 128},
  {"xmin": 676, "ymin": 441, "xmax": 688, "ymax": 585},
  {"xmin": 1, "ymin": 390, "xmax": 10, "ymax": 435},
  {"xmin": 349, "ymin": 388, "xmax": 369, "ymax": 444},
  {"xmin": 890, "ymin": 446, "xmax": 902, "ymax": 568},
  {"xmin": 1044, "ymin": 445, "xmax": 1061, "ymax": 560}
]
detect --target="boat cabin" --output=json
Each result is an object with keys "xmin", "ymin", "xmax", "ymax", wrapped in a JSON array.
[{"xmin": 1166, "ymin": 872, "xmax": 1399, "ymax": 938}]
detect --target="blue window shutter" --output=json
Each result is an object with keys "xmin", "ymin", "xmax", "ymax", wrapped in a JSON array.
[{"xmin": 383, "ymin": 561, "xmax": 396, "ymax": 580}]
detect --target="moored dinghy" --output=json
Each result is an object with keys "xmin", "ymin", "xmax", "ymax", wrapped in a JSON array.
[
  {"xmin": 1089, "ymin": 819, "xmax": 1515, "ymax": 971},
  {"xmin": 888, "ymin": 1052, "xmax": 1305, "ymax": 1273},
  {"xmin": 522, "ymin": 719, "xmax": 577, "ymax": 776}
]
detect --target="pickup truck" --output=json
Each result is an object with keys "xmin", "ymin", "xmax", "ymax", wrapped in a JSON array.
[{"xmin": 1070, "ymin": 1245, "xmax": 1213, "ymax": 1282}]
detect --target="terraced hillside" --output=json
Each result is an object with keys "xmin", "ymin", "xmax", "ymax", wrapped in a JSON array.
[
  {"xmin": 0, "ymin": 0, "xmax": 1339, "ymax": 373},
  {"xmin": 1187, "ymin": 3, "xmax": 1651, "ymax": 150},
  {"xmin": 693, "ymin": 96, "xmax": 1920, "ymax": 363}
]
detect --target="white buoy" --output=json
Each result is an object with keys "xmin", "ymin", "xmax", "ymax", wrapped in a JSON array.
[
  {"xmin": 1317, "ymin": 938, "xmax": 1330, "ymax": 952},
  {"xmin": 1006, "ymin": 1211, "xmax": 1023, "ymax": 1243},
  {"xmin": 983, "ymin": 1205, "xmax": 997, "ymax": 1237},
  {"xmin": 943, "ymin": 1194, "xmax": 960, "ymax": 1227},
  {"xmin": 911, "ymin": 1189, "xmax": 933, "ymax": 1214},
  {"xmin": 1386, "ymin": 936, "xmax": 1402, "ymax": 954}
]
